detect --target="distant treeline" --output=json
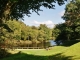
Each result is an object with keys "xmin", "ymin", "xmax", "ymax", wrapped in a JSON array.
[{"xmin": 0, "ymin": 20, "xmax": 52, "ymax": 48}]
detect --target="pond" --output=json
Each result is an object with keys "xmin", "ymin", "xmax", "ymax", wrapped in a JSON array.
[{"xmin": 49, "ymin": 40, "xmax": 56, "ymax": 46}]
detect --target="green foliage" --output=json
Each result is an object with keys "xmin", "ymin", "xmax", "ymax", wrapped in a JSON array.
[
  {"xmin": 53, "ymin": 23, "xmax": 70, "ymax": 44},
  {"xmin": 0, "ymin": 0, "xmax": 67, "ymax": 24},
  {"xmin": 6, "ymin": 20, "xmax": 21, "ymax": 40},
  {"xmin": 39, "ymin": 24, "xmax": 52, "ymax": 40},
  {"xmin": 62, "ymin": 1, "xmax": 79, "ymax": 21},
  {"xmin": 0, "ymin": 0, "xmax": 67, "ymax": 46},
  {"xmin": 0, "ymin": 0, "xmax": 67, "ymax": 48},
  {"xmin": 0, "ymin": 20, "xmax": 52, "ymax": 48}
]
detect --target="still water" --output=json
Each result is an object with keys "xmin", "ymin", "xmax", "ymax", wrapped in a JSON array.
[{"xmin": 49, "ymin": 40, "xmax": 56, "ymax": 46}]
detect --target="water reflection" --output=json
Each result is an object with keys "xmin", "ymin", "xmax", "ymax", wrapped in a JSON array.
[
  {"xmin": 7, "ymin": 40, "xmax": 57, "ymax": 49},
  {"xmin": 49, "ymin": 40, "xmax": 56, "ymax": 46}
]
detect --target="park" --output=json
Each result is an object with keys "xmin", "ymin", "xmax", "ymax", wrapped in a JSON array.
[
  {"xmin": 1, "ymin": 42, "xmax": 80, "ymax": 60},
  {"xmin": 0, "ymin": 0, "xmax": 80, "ymax": 60}
]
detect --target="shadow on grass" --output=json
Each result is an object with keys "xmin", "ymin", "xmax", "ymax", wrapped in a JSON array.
[
  {"xmin": 49, "ymin": 53, "xmax": 73, "ymax": 60},
  {"xmin": 0, "ymin": 51, "xmax": 75, "ymax": 60},
  {"xmin": 0, "ymin": 49, "xmax": 11, "ymax": 58}
]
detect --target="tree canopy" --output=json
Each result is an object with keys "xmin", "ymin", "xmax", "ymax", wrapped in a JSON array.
[{"xmin": 0, "ymin": 0, "xmax": 67, "ymax": 23}]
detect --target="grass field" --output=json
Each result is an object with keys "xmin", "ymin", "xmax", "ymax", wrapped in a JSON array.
[{"xmin": 1, "ymin": 42, "xmax": 80, "ymax": 60}]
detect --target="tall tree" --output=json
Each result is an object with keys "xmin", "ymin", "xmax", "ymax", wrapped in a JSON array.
[
  {"xmin": 62, "ymin": 0, "xmax": 80, "ymax": 25},
  {"xmin": 62, "ymin": 0, "xmax": 80, "ymax": 40}
]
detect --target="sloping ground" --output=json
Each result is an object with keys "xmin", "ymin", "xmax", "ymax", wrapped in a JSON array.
[
  {"xmin": 48, "ymin": 42, "xmax": 80, "ymax": 60},
  {"xmin": 62, "ymin": 42, "xmax": 80, "ymax": 60}
]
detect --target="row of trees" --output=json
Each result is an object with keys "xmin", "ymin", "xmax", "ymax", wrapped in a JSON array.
[
  {"xmin": 0, "ymin": 20, "xmax": 52, "ymax": 48},
  {"xmin": 52, "ymin": 0, "xmax": 80, "ymax": 46}
]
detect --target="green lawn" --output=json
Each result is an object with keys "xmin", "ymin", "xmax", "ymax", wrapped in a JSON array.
[{"xmin": 1, "ymin": 42, "xmax": 80, "ymax": 60}]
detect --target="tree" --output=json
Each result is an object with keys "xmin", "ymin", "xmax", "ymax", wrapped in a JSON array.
[
  {"xmin": 39, "ymin": 24, "xmax": 52, "ymax": 40},
  {"xmin": 6, "ymin": 20, "xmax": 21, "ymax": 40},
  {"xmin": 52, "ymin": 23, "xmax": 73, "ymax": 45},
  {"xmin": 0, "ymin": 0, "xmax": 67, "ymax": 24},
  {"xmin": 62, "ymin": 0, "xmax": 80, "ymax": 40},
  {"xmin": 62, "ymin": 1, "xmax": 80, "ymax": 39},
  {"xmin": 62, "ymin": 0, "xmax": 80, "ymax": 25},
  {"xmin": 52, "ymin": 0, "xmax": 80, "ymax": 45}
]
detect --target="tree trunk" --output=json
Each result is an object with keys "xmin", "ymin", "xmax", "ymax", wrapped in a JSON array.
[{"xmin": 0, "ymin": 1, "xmax": 16, "ymax": 24}]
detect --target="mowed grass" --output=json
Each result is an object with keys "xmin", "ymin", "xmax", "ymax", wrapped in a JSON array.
[
  {"xmin": 1, "ymin": 42, "xmax": 80, "ymax": 60},
  {"xmin": 62, "ymin": 42, "xmax": 80, "ymax": 60},
  {"xmin": 16, "ymin": 46, "xmax": 67, "ymax": 56}
]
